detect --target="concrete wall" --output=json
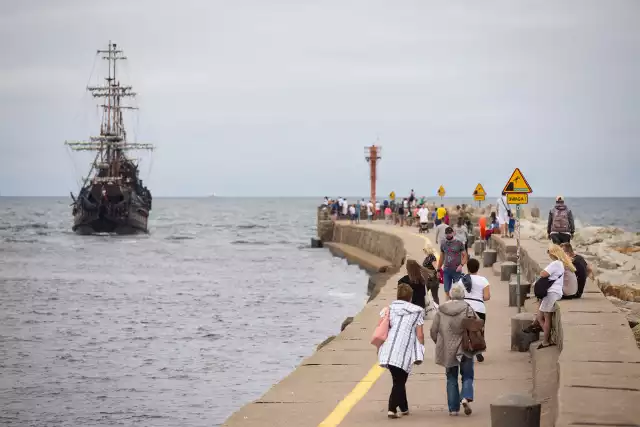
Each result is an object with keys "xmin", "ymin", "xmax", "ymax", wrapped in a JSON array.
[
  {"xmin": 491, "ymin": 235, "xmax": 640, "ymax": 427},
  {"xmin": 329, "ymin": 224, "xmax": 406, "ymax": 267}
]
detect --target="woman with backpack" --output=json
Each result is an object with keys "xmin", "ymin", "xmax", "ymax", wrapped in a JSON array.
[
  {"xmin": 459, "ymin": 258, "xmax": 490, "ymax": 362},
  {"xmin": 430, "ymin": 283, "xmax": 480, "ymax": 417}
]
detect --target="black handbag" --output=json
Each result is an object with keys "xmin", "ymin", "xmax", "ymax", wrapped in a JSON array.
[{"xmin": 534, "ymin": 276, "xmax": 554, "ymax": 299}]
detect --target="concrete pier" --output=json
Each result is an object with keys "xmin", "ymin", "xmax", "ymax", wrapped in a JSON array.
[
  {"xmin": 223, "ymin": 221, "xmax": 532, "ymax": 426},
  {"xmin": 223, "ymin": 215, "xmax": 640, "ymax": 427}
]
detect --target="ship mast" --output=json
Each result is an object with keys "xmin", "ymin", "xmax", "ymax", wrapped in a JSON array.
[{"xmin": 65, "ymin": 42, "xmax": 153, "ymax": 186}]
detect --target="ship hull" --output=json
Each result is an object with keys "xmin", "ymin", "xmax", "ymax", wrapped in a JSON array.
[
  {"xmin": 72, "ymin": 209, "xmax": 148, "ymax": 235},
  {"xmin": 71, "ymin": 183, "xmax": 151, "ymax": 235}
]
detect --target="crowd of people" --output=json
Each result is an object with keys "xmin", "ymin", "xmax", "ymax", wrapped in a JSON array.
[
  {"xmin": 367, "ymin": 194, "xmax": 590, "ymax": 418},
  {"xmin": 322, "ymin": 194, "xmax": 476, "ymax": 238},
  {"xmin": 377, "ymin": 246, "xmax": 490, "ymax": 418}
]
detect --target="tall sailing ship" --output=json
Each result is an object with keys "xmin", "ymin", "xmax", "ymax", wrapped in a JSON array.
[{"xmin": 66, "ymin": 42, "xmax": 153, "ymax": 234}]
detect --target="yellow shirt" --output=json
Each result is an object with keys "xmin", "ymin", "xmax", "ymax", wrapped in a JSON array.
[{"xmin": 437, "ymin": 207, "xmax": 446, "ymax": 220}]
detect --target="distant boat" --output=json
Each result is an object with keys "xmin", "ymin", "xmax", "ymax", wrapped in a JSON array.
[{"xmin": 65, "ymin": 42, "xmax": 153, "ymax": 235}]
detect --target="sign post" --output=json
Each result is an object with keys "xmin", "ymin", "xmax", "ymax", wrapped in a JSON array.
[
  {"xmin": 502, "ymin": 168, "xmax": 533, "ymax": 313},
  {"xmin": 473, "ymin": 183, "xmax": 486, "ymax": 207},
  {"xmin": 437, "ymin": 185, "xmax": 446, "ymax": 200}
]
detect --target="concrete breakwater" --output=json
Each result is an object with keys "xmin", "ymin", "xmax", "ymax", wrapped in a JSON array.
[
  {"xmin": 223, "ymin": 209, "xmax": 639, "ymax": 426},
  {"xmin": 487, "ymin": 234, "xmax": 640, "ymax": 426}
]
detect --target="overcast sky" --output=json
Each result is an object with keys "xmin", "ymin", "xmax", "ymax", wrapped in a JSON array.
[{"xmin": 1, "ymin": 1, "xmax": 639, "ymax": 197}]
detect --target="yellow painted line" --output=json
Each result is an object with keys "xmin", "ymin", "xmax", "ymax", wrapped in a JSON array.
[
  {"xmin": 318, "ymin": 364, "xmax": 386, "ymax": 427},
  {"xmin": 317, "ymin": 227, "xmax": 439, "ymax": 427}
]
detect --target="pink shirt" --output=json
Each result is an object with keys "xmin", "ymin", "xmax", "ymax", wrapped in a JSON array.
[{"xmin": 384, "ymin": 207, "xmax": 392, "ymax": 215}]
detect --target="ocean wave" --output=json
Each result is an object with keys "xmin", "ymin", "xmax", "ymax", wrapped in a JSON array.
[
  {"xmin": 231, "ymin": 239, "xmax": 294, "ymax": 246},
  {"xmin": 4, "ymin": 237, "xmax": 40, "ymax": 243},
  {"xmin": 165, "ymin": 235, "xmax": 195, "ymax": 241},
  {"xmin": 236, "ymin": 224, "xmax": 268, "ymax": 229},
  {"xmin": 11, "ymin": 223, "xmax": 49, "ymax": 231},
  {"xmin": 231, "ymin": 240, "xmax": 270, "ymax": 245}
]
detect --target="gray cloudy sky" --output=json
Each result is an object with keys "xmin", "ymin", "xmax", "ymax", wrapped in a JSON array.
[{"xmin": 1, "ymin": 0, "xmax": 639, "ymax": 197}]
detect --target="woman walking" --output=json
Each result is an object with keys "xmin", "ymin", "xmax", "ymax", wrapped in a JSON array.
[
  {"xmin": 397, "ymin": 259, "xmax": 427, "ymax": 309},
  {"xmin": 378, "ymin": 284, "xmax": 425, "ymax": 419},
  {"xmin": 460, "ymin": 258, "xmax": 490, "ymax": 362},
  {"xmin": 430, "ymin": 283, "xmax": 479, "ymax": 416}
]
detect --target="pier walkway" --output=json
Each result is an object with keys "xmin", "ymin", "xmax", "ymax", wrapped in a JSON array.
[
  {"xmin": 333, "ymin": 223, "xmax": 531, "ymax": 426},
  {"xmin": 224, "ymin": 222, "xmax": 532, "ymax": 427}
]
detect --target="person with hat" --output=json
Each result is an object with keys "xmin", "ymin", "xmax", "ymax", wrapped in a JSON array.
[
  {"xmin": 436, "ymin": 226, "xmax": 467, "ymax": 300},
  {"xmin": 547, "ymin": 196, "xmax": 575, "ymax": 244}
]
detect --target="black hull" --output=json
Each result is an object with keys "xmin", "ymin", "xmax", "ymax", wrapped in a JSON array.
[
  {"xmin": 73, "ymin": 210, "xmax": 148, "ymax": 235},
  {"xmin": 71, "ymin": 184, "xmax": 151, "ymax": 235}
]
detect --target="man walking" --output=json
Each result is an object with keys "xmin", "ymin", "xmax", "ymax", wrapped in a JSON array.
[
  {"xmin": 437, "ymin": 226, "xmax": 467, "ymax": 300},
  {"xmin": 547, "ymin": 196, "xmax": 575, "ymax": 244}
]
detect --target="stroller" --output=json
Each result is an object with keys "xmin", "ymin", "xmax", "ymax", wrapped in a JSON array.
[{"xmin": 418, "ymin": 221, "xmax": 429, "ymax": 234}]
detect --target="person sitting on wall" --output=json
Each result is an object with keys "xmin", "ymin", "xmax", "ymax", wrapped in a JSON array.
[{"xmin": 560, "ymin": 242, "xmax": 592, "ymax": 299}]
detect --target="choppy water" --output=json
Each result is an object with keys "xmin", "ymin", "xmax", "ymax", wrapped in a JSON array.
[{"xmin": 0, "ymin": 197, "xmax": 369, "ymax": 427}]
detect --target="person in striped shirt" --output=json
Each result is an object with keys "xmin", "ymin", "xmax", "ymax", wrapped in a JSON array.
[{"xmin": 377, "ymin": 284, "xmax": 425, "ymax": 418}]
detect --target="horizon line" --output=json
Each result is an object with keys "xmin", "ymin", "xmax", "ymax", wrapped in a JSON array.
[{"xmin": 1, "ymin": 195, "xmax": 639, "ymax": 199}]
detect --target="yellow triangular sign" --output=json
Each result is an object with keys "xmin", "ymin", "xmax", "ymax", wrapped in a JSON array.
[
  {"xmin": 473, "ymin": 183, "xmax": 486, "ymax": 196},
  {"xmin": 503, "ymin": 168, "xmax": 533, "ymax": 194},
  {"xmin": 437, "ymin": 185, "xmax": 445, "ymax": 197}
]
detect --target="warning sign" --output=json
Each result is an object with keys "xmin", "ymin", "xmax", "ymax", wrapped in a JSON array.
[
  {"xmin": 390, "ymin": 191, "xmax": 395, "ymax": 200},
  {"xmin": 507, "ymin": 193, "xmax": 528, "ymax": 205},
  {"xmin": 474, "ymin": 195, "xmax": 485, "ymax": 201},
  {"xmin": 503, "ymin": 168, "xmax": 533, "ymax": 194},
  {"xmin": 437, "ymin": 185, "xmax": 446, "ymax": 197},
  {"xmin": 473, "ymin": 183, "xmax": 486, "ymax": 197}
]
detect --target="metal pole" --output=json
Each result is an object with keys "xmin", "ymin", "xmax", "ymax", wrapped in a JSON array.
[
  {"xmin": 516, "ymin": 204, "xmax": 522, "ymax": 313},
  {"xmin": 370, "ymin": 146, "xmax": 377, "ymax": 207}
]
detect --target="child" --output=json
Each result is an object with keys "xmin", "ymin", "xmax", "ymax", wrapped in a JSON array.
[
  {"xmin": 484, "ymin": 213, "xmax": 499, "ymax": 241},
  {"xmin": 508, "ymin": 212, "xmax": 516, "ymax": 238},
  {"xmin": 384, "ymin": 206, "xmax": 392, "ymax": 224}
]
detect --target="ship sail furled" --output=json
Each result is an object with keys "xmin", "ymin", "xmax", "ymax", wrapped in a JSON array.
[{"xmin": 65, "ymin": 42, "xmax": 154, "ymax": 235}]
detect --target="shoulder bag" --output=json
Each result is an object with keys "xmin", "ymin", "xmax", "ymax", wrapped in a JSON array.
[
  {"xmin": 500, "ymin": 197, "xmax": 512, "ymax": 217},
  {"xmin": 371, "ymin": 306, "xmax": 390, "ymax": 349},
  {"xmin": 534, "ymin": 272, "xmax": 561, "ymax": 299}
]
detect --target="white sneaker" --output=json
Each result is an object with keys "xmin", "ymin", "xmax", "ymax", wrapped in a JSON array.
[
  {"xmin": 399, "ymin": 410, "xmax": 409, "ymax": 417},
  {"xmin": 461, "ymin": 398, "xmax": 472, "ymax": 416},
  {"xmin": 387, "ymin": 411, "xmax": 399, "ymax": 419},
  {"xmin": 449, "ymin": 411, "xmax": 459, "ymax": 416}
]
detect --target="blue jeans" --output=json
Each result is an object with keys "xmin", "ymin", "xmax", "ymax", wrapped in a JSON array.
[
  {"xmin": 443, "ymin": 268, "xmax": 462, "ymax": 293},
  {"xmin": 445, "ymin": 356, "xmax": 474, "ymax": 412}
]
